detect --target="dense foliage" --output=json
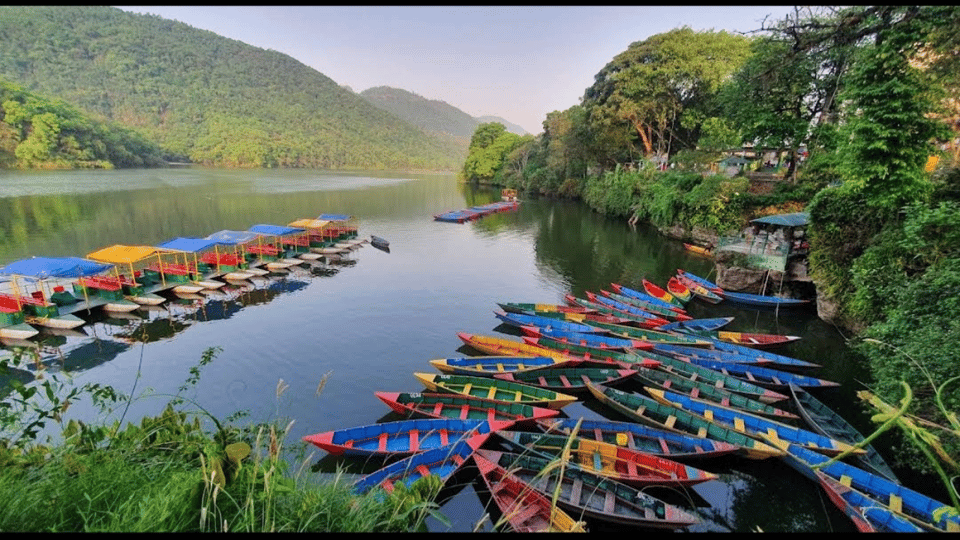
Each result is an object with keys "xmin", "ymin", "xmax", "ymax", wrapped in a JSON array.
[
  {"xmin": 0, "ymin": 79, "xmax": 164, "ymax": 169},
  {"xmin": 0, "ymin": 6, "xmax": 464, "ymax": 170}
]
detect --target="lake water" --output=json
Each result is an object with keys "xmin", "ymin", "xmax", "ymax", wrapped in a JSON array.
[{"xmin": 0, "ymin": 167, "xmax": 906, "ymax": 532}]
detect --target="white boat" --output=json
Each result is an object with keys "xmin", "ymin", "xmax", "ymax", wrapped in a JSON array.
[
  {"xmin": 0, "ymin": 322, "xmax": 40, "ymax": 340},
  {"xmin": 24, "ymin": 313, "xmax": 85, "ymax": 330},
  {"xmin": 310, "ymin": 246, "xmax": 348, "ymax": 255},
  {"xmin": 265, "ymin": 261, "xmax": 293, "ymax": 272},
  {"xmin": 102, "ymin": 299, "xmax": 142, "ymax": 313},
  {"xmin": 222, "ymin": 270, "xmax": 256, "ymax": 280},
  {"xmin": 194, "ymin": 279, "xmax": 226, "ymax": 289},
  {"xmin": 127, "ymin": 292, "xmax": 167, "ymax": 306},
  {"xmin": 297, "ymin": 252, "xmax": 323, "ymax": 261},
  {"xmin": 244, "ymin": 267, "xmax": 269, "ymax": 277}
]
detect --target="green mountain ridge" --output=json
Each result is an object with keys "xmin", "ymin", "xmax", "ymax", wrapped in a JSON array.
[{"xmin": 0, "ymin": 6, "xmax": 464, "ymax": 170}]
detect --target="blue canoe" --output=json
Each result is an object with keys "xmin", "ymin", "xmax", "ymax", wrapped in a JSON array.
[
  {"xmin": 652, "ymin": 342, "xmax": 821, "ymax": 370},
  {"xmin": 494, "ymin": 310, "xmax": 605, "ymax": 334},
  {"xmin": 682, "ymin": 357, "xmax": 840, "ymax": 390},
  {"xmin": 676, "ymin": 269, "xmax": 722, "ymax": 293},
  {"xmin": 304, "ymin": 418, "xmax": 511, "ymax": 457},
  {"xmin": 429, "ymin": 355, "xmax": 575, "ymax": 376},
  {"xmin": 657, "ymin": 317, "xmax": 735, "ymax": 333},
  {"xmin": 519, "ymin": 325, "xmax": 653, "ymax": 352},
  {"xmin": 784, "ymin": 444, "xmax": 959, "ymax": 533},
  {"xmin": 816, "ymin": 470, "xmax": 926, "ymax": 532},
  {"xmin": 719, "ymin": 290, "xmax": 811, "ymax": 309},
  {"xmin": 609, "ymin": 282, "xmax": 686, "ymax": 313},
  {"xmin": 352, "ymin": 433, "xmax": 489, "ymax": 495}
]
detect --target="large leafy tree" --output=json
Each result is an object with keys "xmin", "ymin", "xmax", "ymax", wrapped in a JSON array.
[{"xmin": 582, "ymin": 27, "xmax": 752, "ymax": 166}]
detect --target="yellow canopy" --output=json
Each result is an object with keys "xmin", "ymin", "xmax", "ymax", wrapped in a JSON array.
[
  {"xmin": 87, "ymin": 245, "xmax": 161, "ymax": 264},
  {"xmin": 287, "ymin": 219, "xmax": 330, "ymax": 230}
]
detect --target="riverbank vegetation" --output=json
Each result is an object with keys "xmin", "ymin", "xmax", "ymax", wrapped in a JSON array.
[
  {"xmin": 462, "ymin": 6, "xmax": 960, "ymax": 472},
  {"xmin": 0, "ymin": 349, "xmax": 444, "ymax": 532}
]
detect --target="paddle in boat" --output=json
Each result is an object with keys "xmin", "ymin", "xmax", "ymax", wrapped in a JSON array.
[
  {"xmin": 536, "ymin": 417, "xmax": 741, "ymax": 461},
  {"xmin": 352, "ymin": 434, "xmax": 488, "ymax": 495},
  {"xmin": 473, "ymin": 451, "xmax": 587, "ymax": 533},
  {"xmin": 375, "ymin": 391, "xmax": 560, "ymax": 426},
  {"xmin": 585, "ymin": 382, "xmax": 784, "ymax": 460},
  {"xmin": 474, "ymin": 449, "xmax": 700, "ymax": 529},
  {"xmin": 493, "ymin": 429, "xmax": 719, "ymax": 487},
  {"xmin": 414, "ymin": 372, "xmax": 578, "ymax": 410},
  {"xmin": 302, "ymin": 418, "xmax": 511, "ymax": 457}
]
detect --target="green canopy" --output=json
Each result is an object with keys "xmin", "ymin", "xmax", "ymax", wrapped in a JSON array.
[{"xmin": 751, "ymin": 212, "xmax": 809, "ymax": 227}]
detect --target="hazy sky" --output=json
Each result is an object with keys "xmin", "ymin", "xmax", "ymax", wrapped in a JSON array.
[{"xmin": 116, "ymin": 6, "xmax": 799, "ymax": 135}]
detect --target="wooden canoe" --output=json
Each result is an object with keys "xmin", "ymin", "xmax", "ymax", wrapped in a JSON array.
[
  {"xmin": 642, "ymin": 278, "xmax": 684, "ymax": 308},
  {"xmin": 675, "ymin": 274, "xmax": 724, "ymax": 304},
  {"xmin": 473, "ymin": 452, "xmax": 587, "ymax": 533},
  {"xmin": 684, "ymin": 329, "xmax": 802, "ymax": 349},
  {"xmin": 352, "ymin": 434, "xmax": 487, "ymax": 495},
  {"xmin": 648, "ymin": 351, "xmax": 790, "ymax": 404},
  {"xmin": 520, "ymin": 309, "xmax": 635, "ymax": 327},
  {"xmin": 456, "ymin": 332, "xmax": 572, "ymax": 361},
  {"xmin": 597, "ymin": 289, "xmax": 691, "ymax": 321},
  {"xmin": 429, "ymin": 355, "xmax": 574, "ymax": 376},
  {"xmin": 375, "ymin": 391, "xmax": 560, "ymax": 425},
  {"xmin": 536, "ymin": 417, "xmax": 741, "ymax": 461},
  {"xmin": 414, "ymin": 372, "xmax": 578, "ymax": 410},
  {"xmin": 565, "ymin": 294, "xmax": 670, "ymax": 329},
  {"xmin": 518, "ymin": 325, "xmax": 653, "ymax": 352},
  {"xmin": 682, "ymin": 358, "xmax": 839, "ymax": 390},
  {"xmin": 657, "ymin": 317, "xmax": 734, "ymax": 333},
  {"xmin": 815, "ymin": 470, "xmax": 926, "ymax": 533},
  {"xmin": 585, "ymin": 382, "xmax": 784, "ymax": 460},
  {"xmin": 302, "ymin": 418, "xmax": 511, "ymax": 457},
  {"xmin": 683, "ymin": 243, "xmax": 713, "ymax": 257},
  {"xmin": 475, "ymin": 449, "xmax": 700, "ymax": 529},
  {"xmin": 666, "ymin": 276, "xmax": 693, "ymax": 304},
  {"xmin": 587, "ymin": 319, "xmax": 715, "ymax": 347},
  {"xmin": 789, "ymin": 383, "xmax": 899, "ymax": 482},
  {"xmin": 608, "ymin": 282, "xmax": 687, "ymax": 314},
  {"xmin": 676, "ymin": 269, "xmax": 723, "ymax": 294},
  {"xmin": 646, "ymin": 387, "xmax": 863, "ymax": 457},
  {"xmin": 783, "ymin": 444, "xmax": 958, "ymax": 533},
  {"xmin": 494, "ymin": 310, "xmax": 606, "ymax": 334},
  {"xmin": 652, "ymin": 342, "xmax": 821, "ymax": 371},
  {"xmin": 497, "ymin": 302, "xmax": 596, "ymax": 316},
  {"xmin": 719, "ymin": 290, "xmax": 811, "ymax": 309},
  {"xmin": 493, "ymin": 429, "xmax": 719, "ymax": 487},
  {"xmin": 520, "ymin": 336, "xmax": 662, "ymax": 370},
  {"xmin": 493, "ymin": 367, "xmax": 638, "ymax": 393},
  {"xmin": 631, "ymin": 367, "xmax": 799, "ymax": 421}
]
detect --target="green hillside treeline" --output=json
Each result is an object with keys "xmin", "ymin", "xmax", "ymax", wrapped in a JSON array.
[{"xmin": 0, "ymin": 6, "xmax": 464, "ymax": 170}]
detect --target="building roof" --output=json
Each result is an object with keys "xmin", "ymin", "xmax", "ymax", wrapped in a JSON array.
[{"xmin": 751, "ymin": 212, "xmax": 809, "ymax": 227}]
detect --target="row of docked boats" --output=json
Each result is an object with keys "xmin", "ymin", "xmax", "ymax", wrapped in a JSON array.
[
  {"xmin": 0, "ymin": 215, "xmax": 367, "ymax": 344},
  {"xmin": 302, "ymin": 282, "xmax": 958, "ymax": 533},
  {"xmin": 433, "ymin": 200, "xmax": 520, "ymax": 223}
]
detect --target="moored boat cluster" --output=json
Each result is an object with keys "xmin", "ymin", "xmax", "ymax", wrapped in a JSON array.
[
  {"xmin": 0, "ymin": 215, "xmax": 367, "ymax": 345},
  {"xmin": 304, "ymin": 270, "xmax": 958, "ymax": 533}
]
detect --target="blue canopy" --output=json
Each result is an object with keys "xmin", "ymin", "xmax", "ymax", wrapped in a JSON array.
[
  {"xmin": 206, "ymin": 230, "xmax": 262, "ymax": 245},
  {"xmin": 0, "ymin": 256, "xmax": 114, "ymax": 279},
  {"xmin": 317, "ymin": 214, "xmax": 353, "ymax": 222},
  {"xmin": 248, "ymin": 224, "xmax": 306, "ymax": 236},
  {"xmin": 751, "ymin": 212, "xmax": 809, "ymax": 227},
  {"xmin": 157, "ymin": 237, "xmax": 223, "ymax": 253}
]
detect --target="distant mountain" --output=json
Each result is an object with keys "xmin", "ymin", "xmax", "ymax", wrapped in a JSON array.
[
  {"xmin": 360, "ymin": 86, "xmax": 480, "ymax": 142},
  {"xmin": 475, "ymin": 116, "xmax": 528, "ymax": 136},
  {"xmin": 0, "ymin": 6, "xmax": 464, "ymax": 170}
]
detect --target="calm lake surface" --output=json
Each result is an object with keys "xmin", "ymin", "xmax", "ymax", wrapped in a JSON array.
[{"xmin": 0, "ymin": 167, "xmax": 911, "ymax": 532}]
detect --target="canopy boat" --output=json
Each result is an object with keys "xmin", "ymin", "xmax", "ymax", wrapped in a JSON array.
[
  {"xmin": 352, "ymin": 434, "xmax": 488, "ymax": 495},
  {"xmin": 648, "ymin": 350, "xmax": 790, "ymax": 404},
  {"xmin": 641, "ymin": 278, "xmax": 684, "ymax": 308},
  {"xmin": 666, "ymin": 276, "xmax": 693, "ymax": 304},
  {"xmin": 474, "ymin": 449, "xmax": 699, "ymax": 529},
  {"xmin": 246, "ymin": 224, "xmax": 313, "ymax": 264},
  {"xmin": 719, "ymin": 290, "xmax": 811, "ymax": 310},
  {"xmin": 536, "ymin": 417, "xmax": 741, "ymax": 461},
  {"xmin": 783, "ymin": 444, "xmax": 959, "ymax": 533},
  {"xmin": 493, "ymin": 430, "xmax": 719, "ymax": 487},
  {"xmin": 493, "ymin": 310, "xmax": 606, "ymax": 335},
  {"xmin": 656, "ymin": 317, "xmax": 735, "ymax": 333},
  {"xmin": 429, "ymin": 355, "xmax": 575, "ymax": 376},
  {"xmin": 84, "ymin": 245, "xmax": 189, "ymax": 310},
  {"xmin": 681, "ymin": 358, "xmax": 839, "ymax": 390},
  {"xmin": 302, "ymin": 418, "xmax": 511, "ymax": 457},
  {"xmin": 206, "ymin": 230, "xmax": 295, "ymax": 273},
  {"xmin": 473, "ymin": 451, "xmax": 587, "ymax": 533},
  {"xmin": 565, "ymin": 294, "xmax": 671, "ymax": 329},
  {"xmin": 674, "ymin": 273, "xmax": 723, "ymax": 304},
  {"xmin": 518, "ymin": 325, "xmax": 654, "ymax": 352},
  {"xmin": 0, "ymin": 302, "xmax": 39, "ymax": 340},
  {"xmin": 789, "ymin": 384, "xmax": 899, "ymax": 482},
  {"xmin": 646, "ymin": 388, "xmax": 863, "ymax": 457},
  {"xmin": 414, "ymin": 372, "xmax": 578, "ymax": 410},
  {"xmin": 597, "ymin": 289, "xmax": 690, "ymax": 321},
  {"xmin": 155, "ymin": 237, "xmax": 238, "ymax": 289},
  {"xmin": 585, "ymin": 382, "xmax": 784, "ymax": 460},
  {"xmin": 374, "ymin": 391, "xmax": 560, "ymax": 426},
  {"xmin": 608, "ymin": 282, "xmax": 688, "ymax": 314},
  {"xmin": 520, "ymin": 336, "xmax": 662, "ymax": 370},
  {"xmin": 493, "ymin": 367, "xmax": 638, "ymax": 394},
  {"xmin": 287, "ymin": 218, "xmax": 349, "ymax": 256},
  {"xmin": 585, "ymin": 319, "xmax": 715, "ymax": 347},
  {"xmin": 0, "ymin": 257, "xmax": 119, "ymax": 329},
  {"xmin": 631, "ymin": 366, "xmax": 799, "ymax": 421},
  {"xmin": 815, "ymin": 470, "xmax": 926, "ymax": 533},
  {"xmin": 316, "ymin": 214, "xmax": 360, "ymax": 241},
  {"xmin": 456, "ymin": 332, "xmax": 574, "ymax": 362}
]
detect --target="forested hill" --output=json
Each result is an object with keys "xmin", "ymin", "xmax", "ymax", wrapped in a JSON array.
[
  {"xmin": 359, "ymin": 86, "xmax": 481, "ymax": 144},
  {"xmin": 0, "ymin": 6, "xmax": 464, "ymax": 170},
  {"xmin": 475, "ymin": 116, "xmax": 527, "ymax": 136}
]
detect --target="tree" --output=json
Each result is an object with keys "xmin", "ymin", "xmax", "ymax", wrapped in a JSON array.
[{"xmin": 582, "ymin": 27, "xmax": 752, "ymax": 165}]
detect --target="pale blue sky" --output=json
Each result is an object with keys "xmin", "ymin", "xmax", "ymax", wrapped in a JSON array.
[{"xmin": 117, "ymin": 6, "xmax": 800, "ymax": 135}]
